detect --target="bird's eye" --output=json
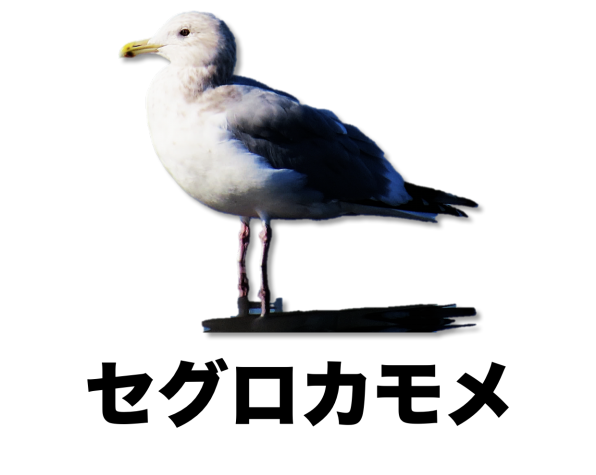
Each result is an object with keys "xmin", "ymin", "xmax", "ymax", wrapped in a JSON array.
[{"xmin": 179, "ymin": 29, "xmax": 190, "ymax": 37}]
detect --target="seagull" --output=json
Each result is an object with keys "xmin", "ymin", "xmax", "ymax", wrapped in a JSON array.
[{"xmin": 121, "ymin": 12, "xmax": 477, "ymax": 317}]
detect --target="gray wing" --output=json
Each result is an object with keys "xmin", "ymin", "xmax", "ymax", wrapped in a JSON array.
[
  {"xmin": 229, "ymin": 75, "xmax": 299, "ymax": 102},
  {"xmin": 226, "ymin": 87, "xmax": 392, "ymax": 202}
]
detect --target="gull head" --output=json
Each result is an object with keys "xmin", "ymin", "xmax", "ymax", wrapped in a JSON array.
[{"xmin": 120, "ymin": 12, "xmax": 236, "ymax": 73}]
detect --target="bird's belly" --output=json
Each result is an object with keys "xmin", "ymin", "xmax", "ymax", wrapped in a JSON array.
[{"xmin": 147, "ymin": 99, "xmax": 327, "ymax": 219}]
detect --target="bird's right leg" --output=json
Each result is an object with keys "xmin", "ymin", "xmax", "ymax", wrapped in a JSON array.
[{"xmin": 237, "ymin": 217, "xmax": 251, "ymax": 316}]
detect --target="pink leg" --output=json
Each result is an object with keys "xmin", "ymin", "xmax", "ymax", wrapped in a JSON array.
[
  {"xmin": 258, "ymin": 221, "xmax": 272, "ymax": 316},
  {"xmin": 238, "ymin": 218, "xmax": 250, "ymax": 316}
]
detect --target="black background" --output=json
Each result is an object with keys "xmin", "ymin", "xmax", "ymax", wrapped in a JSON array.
[{"xmin": 92, "ymin": 2, "xmax": 484, "ymax": 335}]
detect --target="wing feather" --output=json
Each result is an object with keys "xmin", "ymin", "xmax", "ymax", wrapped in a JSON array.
[{"xmin": 226, "ymin": 87, "xmax": 395, "ymax": 202}]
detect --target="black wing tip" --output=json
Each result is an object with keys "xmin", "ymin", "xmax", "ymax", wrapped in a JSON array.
[
  {"xmin": 404, "ymin": 182, "xmax": 478, "ymax": 209},
  {"xmin": 458, "ymin": 197, "xmax": 478, "ymax": 208},
  {"xmin": 457, "ymin": 196, "xmax": 478, "ymax": 208}
]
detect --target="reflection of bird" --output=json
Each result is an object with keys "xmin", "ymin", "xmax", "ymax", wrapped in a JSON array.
[{"xmin": 121, "ymin": 12, "xmax": 477, "ymax": 316}]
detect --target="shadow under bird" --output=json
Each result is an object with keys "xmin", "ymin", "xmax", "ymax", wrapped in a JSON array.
[{"xmin": 121, "ymin": 12, "xmax": 477, "ymax": 317}]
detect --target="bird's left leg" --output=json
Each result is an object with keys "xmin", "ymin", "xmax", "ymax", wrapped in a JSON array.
[
  {"xmin": 258, "ymin": 220, "xmax": 273, "ymax": 316},
  {"xmin": 237, "ymin": 217, "xmax": 251, "ymax": 316}
]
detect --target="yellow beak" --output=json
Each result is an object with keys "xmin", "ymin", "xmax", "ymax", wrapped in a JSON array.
[{"xmin": 120, "ymin": 39, "xmax": 161, "ymax": 58}]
